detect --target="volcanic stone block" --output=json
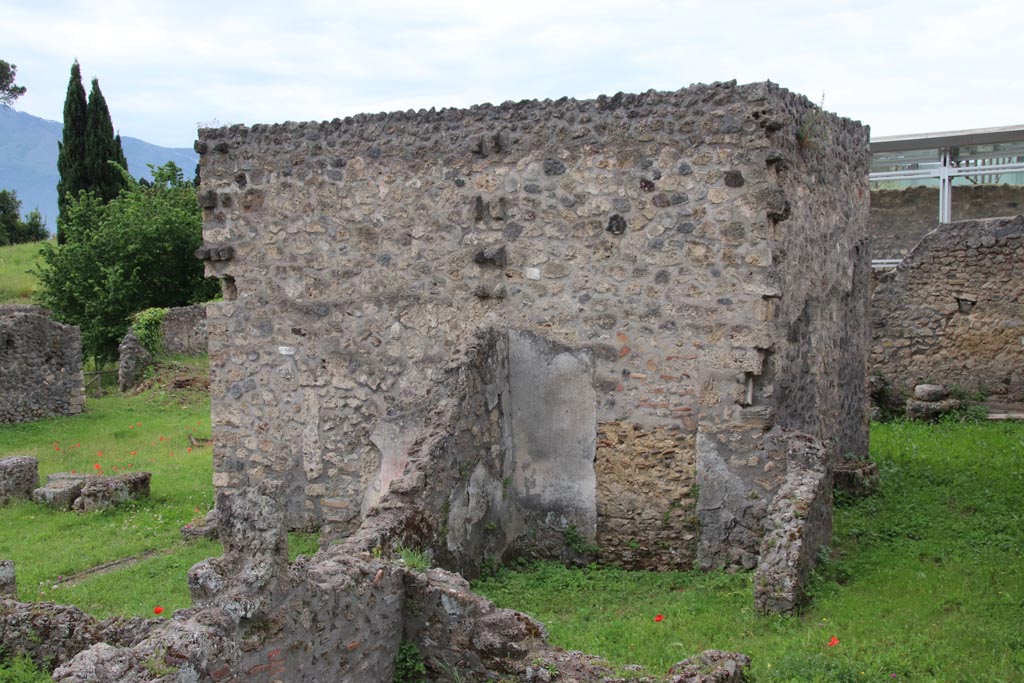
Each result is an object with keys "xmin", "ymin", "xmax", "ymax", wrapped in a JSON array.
[{"xmin": 0, "ymin": 456, "xmax": 38, "ymax": 506}]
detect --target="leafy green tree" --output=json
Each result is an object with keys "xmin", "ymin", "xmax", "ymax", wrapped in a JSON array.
[
  {"xmin": 56, "ymin": 61, "xmax": 88, "ymax": 242},
  {"xmin": 35, "ymin": 162, "xmax": 218, "ymax": 361},
  {"xmin": 0, "ymin": 59, "xmax": 26, "ymax": 106},
  {"xmin": 85, "ymin": 78, "xmax": 128, "ymax": 204},
  {"xmin": 0, "ymin": 190, "xmax": 48, "ymax": 245}
]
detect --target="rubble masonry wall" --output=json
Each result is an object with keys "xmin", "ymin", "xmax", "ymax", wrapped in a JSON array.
[
  {"xmin": 870, "ymin": 215, "xmax": 1024, "ymax": 402},
  {"xmin": 197, "ymin": 80, "xmax": 869, "ymax": 572},
  {"xmin": 0, "ymin": 305, "xmax": 85, "ymax": 424}
]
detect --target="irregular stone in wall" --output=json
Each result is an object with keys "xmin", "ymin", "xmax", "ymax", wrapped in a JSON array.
[
  {"xmin": 753, "ymin": 429, "xmax": 832, "ymax": 614},
  {"xmin": 0, "ymin": 456, "xmax": 38, "ymax": 506}
]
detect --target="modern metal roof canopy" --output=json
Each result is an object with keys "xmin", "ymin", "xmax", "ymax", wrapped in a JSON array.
[
  {"xmin": 871, "ymin": 124, "xmax": 1024, "ymax": 153},
  {"xmin": 869, "ymin": 124, "xmax": 1024, "ymax": 224}
]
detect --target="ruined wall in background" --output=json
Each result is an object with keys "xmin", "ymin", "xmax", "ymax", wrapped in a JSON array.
[
  {"xmin": 870, "ymin": 215, "xmax": 1024, "ymax": 402},
  {"xmin": 869, "ymin": 185, "xmax": 1024, "ymax": 258},
  {"xmin": 161, "ymin": 304, "xmax": 208, "ymax": 355},
  {"xmin": 197, "ymin": 80, "xmax": 869, "ymax": 572},
  {"xmin": 0, "ymin": 305, "xmax": 84, "ymax": 424}
]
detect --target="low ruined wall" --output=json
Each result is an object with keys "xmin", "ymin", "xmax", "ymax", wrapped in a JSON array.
[
  {"xmin": 161, "ymin": 304, "xmax": 208, "ymax": 355},
  {"xmin": 870, "ymin": 215, "xmax": 1024, "ymax": 401},
  {"xmin": 870, "ymin": 184, "xmax": 1024, "ymax": 259},
  {"xmin": 754, "ymin": 430, "xmax": 832, "ymax": 613},
  {"xmin": 0, "ymin": 305, "xmax": 85, "ymax": 424}
]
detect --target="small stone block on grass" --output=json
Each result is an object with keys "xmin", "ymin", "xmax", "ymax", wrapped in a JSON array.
[{"xmin": 0, "ymin": 456, "xmax": 38, "ymax": 506}]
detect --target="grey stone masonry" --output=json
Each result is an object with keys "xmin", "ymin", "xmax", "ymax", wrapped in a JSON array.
[
  {"xmin": 0, "ymin": 456, "xmax": 38, "ymax": 506},
  {"xmin": 196, "ymin": 80, "xmax": 869, "ymax": 573},
  {"xmin": 753, "ymin": 429, "xmax": 832, "ymax": 613},
  {"xmin": 32, "ymin": 472, "xmax": 151, "ymax": 512},
  {"xmin": 0, "ymin": 561, "xmax": 14, "ymax": 597},
  {"xmin": 161, "ymin": 304, "xmax": 208, "ymax": 355},
  {"xmin": 871, "ymin": 215, "xmax": 1024, "ymax": 403},
  {"xmin": 0, "ymin": 305, "xmax": 85, "ymax": 424}
]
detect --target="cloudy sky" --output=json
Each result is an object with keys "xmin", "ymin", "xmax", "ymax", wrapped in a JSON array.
[{"xmin": 5, "ymin": 0, "xmax": 1021, "ymax": 149}]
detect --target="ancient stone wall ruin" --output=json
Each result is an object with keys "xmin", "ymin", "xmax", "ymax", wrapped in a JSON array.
[
  {"xmin": 0, "ymin": 305, "xmax": 85, "ymax": 424},
  {"xmin": 161, "ymin": 304, "xmax": 208, "ymax": 355},
  {"xmin": 2, "ymin": 81, "xmax": 870, "ymax": 683},
  {"xmin": 869, "ymin": 184, "xmax": 1024, "ymax": 258},
  {"xmin": 870, "ymin": 215, "xmax": 1024, "ymax": 402},
  {"xmin": 197, "ymin": 80, "xmax": 869, "ymax": 574}
]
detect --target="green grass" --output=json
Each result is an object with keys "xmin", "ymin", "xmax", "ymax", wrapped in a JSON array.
[
  {"xmin": 0, "ymin": 240, "xmax": 46, "ymax": 304},
  {"xmin": 4, "ymin": 368, "xmax": 1022, "ymax": 683},
  {"xmin": 0, "ymin": 356, "xmax": 322, "ymax": 629},
  {"xmin": 475, "ymin": 420, "xmax": 1024, "ymax": 683}
]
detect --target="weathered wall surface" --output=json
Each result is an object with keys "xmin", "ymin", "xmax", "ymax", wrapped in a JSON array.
[
  {"xmin": 870, "ymin": 215, "xmax": 1024, "ymax": 402},
  {"xmin": 197, "ymin": 80, "xmax": 868, "ymax": 572},
  {"xmin": 161, "ymin": 304, "xmax": 208, "ymax": 355},
  {"xmin": 869, "ymin": 185, "xmax": 1024, "ymax": 258},
  {"xmin": 0, "ymin": 305, "xmax": 85, "ymax": 424}
]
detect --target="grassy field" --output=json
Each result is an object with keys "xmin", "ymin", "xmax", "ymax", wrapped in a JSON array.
[
  {"xmin": 0, "ymin": 240, "xmax": 46, "ymax": 305},
  {"xmin": 475, "ymin": 419, "xmax": 1024, "ymax": 683},
  {"xmin": 2, "ymin": 366, "xmax": 1021, "ymax": 682},
  {"xmin": 0, "ymin": 358, "xmax": 317, "ymax": 623}
]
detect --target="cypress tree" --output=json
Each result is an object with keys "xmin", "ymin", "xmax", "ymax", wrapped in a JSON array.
[
  {"xmin": 84, "ymin": 77, "xmax": 128, "ymax": 204},
  {"xmin": 56, "ymin": 60, "xmax": 88, "ymax": 243}
]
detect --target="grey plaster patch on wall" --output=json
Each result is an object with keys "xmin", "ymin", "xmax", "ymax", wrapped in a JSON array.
[{"xmin": 507, "ymin": 330, "xmax": 597, "ymax": 545}]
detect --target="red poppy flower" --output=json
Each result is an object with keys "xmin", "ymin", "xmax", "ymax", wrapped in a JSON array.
[
  {"xmin": 827, "ymin": 636, "xmax": 840, "ymax": 647},
  {"xmin": 654, "ymin": 614, "xmax": 664, "ymax": 623},
  {"xmin": 93, "ymin": 463, "xmax": 101, "ymax": 470},
  {"xmin": 153, "ymin": 606, "xmax": 164, "ymax": 615}
]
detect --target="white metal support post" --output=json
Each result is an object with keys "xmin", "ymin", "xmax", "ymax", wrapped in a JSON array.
[{"xmin": 938, "ymin": 148, "xmax": 952, "ymax": 224}]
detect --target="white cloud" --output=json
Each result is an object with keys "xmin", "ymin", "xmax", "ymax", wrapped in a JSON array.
[{"xmin": 5, "ymin": 0, "xmax": 1023, "ymax": 147}]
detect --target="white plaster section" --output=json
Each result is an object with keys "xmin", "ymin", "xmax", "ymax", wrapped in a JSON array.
[{"xmin": 507, "ymin": 330, "xmax": 597, "ymax": 540}]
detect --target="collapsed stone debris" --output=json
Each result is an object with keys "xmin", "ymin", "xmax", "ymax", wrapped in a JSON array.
[{"xmin": 32, "ymin": 471, "xmax": 152, "ymax": 512}]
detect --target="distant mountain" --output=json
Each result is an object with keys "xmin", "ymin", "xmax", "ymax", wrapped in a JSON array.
[{"xmin": 0, "ymin": 106, "xmax": 198, "ymax": 231}]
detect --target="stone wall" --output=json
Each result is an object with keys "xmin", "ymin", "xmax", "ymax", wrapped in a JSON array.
[
  {"xmin": 869, "ymin": 184, "xmax": 1024, "ymax": 258},
  {"xmin": 197, "ymin": 80, "xmax": 869, "ymax": 573},
  {"xmin": 0, "ymin": 305, "xmax": 85, "ymax": 424},
  {"xmin": 161, "ymin": 304, "xmax": 208, "ymax": 355},
  {"xmin": 870, "ymin": 215, "xmax": 1024, "ymax": 402}
]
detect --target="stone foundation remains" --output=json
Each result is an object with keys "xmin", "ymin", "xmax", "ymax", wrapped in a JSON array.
[
  {"xmin": 870, "ymin": 215, "xmax": 1024, "ymax": 402},
  {"xmin": 0, "ymin": 305, "xmax": 85, "ymax": 424}
]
